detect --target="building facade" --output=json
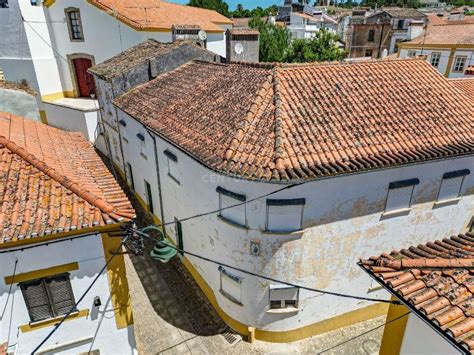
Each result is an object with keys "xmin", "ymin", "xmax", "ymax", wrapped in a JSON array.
[
  {"xmin": 93, "ymin": 55, "xmax": 474, "ymax": 341},
  {"xmin": 0, "ymin": 0, "xmax": 232, "ymax": 137},
  {"xmin": 0, "ymin": 111, "xmax": 136, "ymax": 354}
]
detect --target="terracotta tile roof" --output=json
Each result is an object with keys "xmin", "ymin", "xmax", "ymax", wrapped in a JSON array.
[
  {"xmin": 89, "ymin": 0, "xmax": 232, "ymax": 32},
  {"xmin": 407, "ymin": 23, "xmax": 474, "ymax": 45},
  {"xmin": 114, "ymin": 58, "xmax": 474, "ymax": 182},
  {"xmin": 0, "ymin": 80, "xmax": 36, "ymax": 96},
  {"xmin": 427, "ymin": 13, "xmax": 474, "ymax": 26},
  {"xmin": 88, "ymin": 40, "xmax": 209, "ymax": 80},
  {"xmin": 381, "ymin": 7, "xmax": 426, "ymax": 18},
  {"xmin": 229, "ymin": 28, "xmax": 259, "ymax": 35},
  {"xmin": 0, "ymin": 112, "xmax": 135, "ymax": 244},
  {"xmin": 361, "ymin": 233, "xmax": 474, "ymax": 353},
  {"xmin": 450, "ymin": 78, "xmax": 474, "ymax": 102}
]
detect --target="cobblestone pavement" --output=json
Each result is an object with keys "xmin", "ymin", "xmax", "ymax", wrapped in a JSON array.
[{"xmin": 111, "ymin": 162, "xmax": 388, "ymax": 354}]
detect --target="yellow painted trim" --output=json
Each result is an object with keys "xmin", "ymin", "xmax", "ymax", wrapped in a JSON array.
[
  {"xmin": 39, "ymin": 110, "xmax": 48, "ymax": 125},
  {"xmin": 43, "ymin": 0, "xmax": 56, "ymax": 8},
  {"xmin": 5, "ymin": 262, "xmax": 79, "ymax": 285},
  {"xmin": 380, "ymin": 298, "xmax": 409, "ymax": 355},
  {"xmin": 41, "ymin": 91, "xmax": 75, "ymax": 103},
  {"xmin": 445, "ymin": 48, "xmax": 457, "ymax": 78},
  {"xmin": 399, "ymin": 43, "xmax": 474, "ymax": 50},
  {"xmin": 101, "ymin": 233, "xmax": 134, "ymax": 329},
  {"xmin": 0, "ymin": 223, "xmax": 126, "ymax": 250},
  {"xmin": 20, "ymin": 309, "xmax": 89, "ymax": 333}
]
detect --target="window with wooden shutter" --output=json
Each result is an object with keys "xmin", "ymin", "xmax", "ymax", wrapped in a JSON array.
[
  {"xmin": 385, "ymin": 179, "xmax": 419, "ymax": 213},
  {"xmin": 20, "ymin": 273, "xmax": 75, "ymax": 322},
  {"xmin": 266, "ymin": 199, "xmax": 305, "ymax": 233},
  {"xmin": 437, "ymin": 169, "xmax": 470, "ymax": 202}
]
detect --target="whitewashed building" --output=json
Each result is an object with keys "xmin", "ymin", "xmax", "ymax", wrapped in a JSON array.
[
  {"xmin": 287, "ymin": 11, "xmax": 338, "ymax": 39},
  {"xmin": 398, "ymin": 14, "xmax": 474, "ymax": 78},
  {"xmin": 95, "ymin": 57, "xmax": 474, "ymax": 342},
  {"xmin": 0, "ymin": 0, "xmax": 232, "ymax": 139},
  {"xmin": 0, "ymin": 111, "xmax": 136, "ymax": 354}
]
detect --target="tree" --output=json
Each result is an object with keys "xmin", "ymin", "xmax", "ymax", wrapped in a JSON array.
[
  {"xmin": 188, "ymin": 0, "xmax": 230, "ymax": 17},
  {"xmin": 249, "ymin": 17, "xmax": 291, "ymax": 62},
  {"xmin": 284, "ymin": 29, "xmax": 346, "ymax": 63}
]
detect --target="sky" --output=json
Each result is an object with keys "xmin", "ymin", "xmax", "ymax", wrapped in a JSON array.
[{"xmin": 171, "ymin": 0, "xmax": 282, "ymax": 11}]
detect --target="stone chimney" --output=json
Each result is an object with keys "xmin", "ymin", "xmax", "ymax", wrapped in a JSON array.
[
  {"xmin": 408, "ymin": 20, "xmax": 425, "ymax": 40},
  {"xmin": 226, "ymin": 28, "xmax": 260, "ymax": 63}
]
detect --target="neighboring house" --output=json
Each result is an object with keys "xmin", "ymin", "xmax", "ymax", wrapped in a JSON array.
[
  {"xmin": 360, "ymin": 231, "xmax": 474, "ymax": 354},
  {"xmin": 94, "ymin": 56, "xmax": 473, "ymax": 342},
  {"xmin": 450, "ymin": 77, "xmax": 474, "ymax": 102},
  {"xmin": 0, "ymin": 80, "xmax": 39, "ymax": 120},
  {"xmin": 344, "ymin": 8, "xmax": 426, "ymax": 58},
  {"xmin": 398, "ymin": 14, "xmax": 474, "ymax": 78},
  {"xmin": 88, "ymin": 40, "xmax": 221, "ymax": 173},
  {"xmin": 0, "ymin": 0, "xmax": 232, "ymax": 137},
  {"xmin": 0, "ymin": 111, "xmax": 136, "ymax": 354},
  {"xmin": 287, "ymin": 11, "xmax": 338, "ymax": 39}
]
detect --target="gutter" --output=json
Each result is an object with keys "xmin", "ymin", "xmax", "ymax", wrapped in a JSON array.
[{"xmin": 358, "ymin": 262, "xmax": 469, "ymax": 354}]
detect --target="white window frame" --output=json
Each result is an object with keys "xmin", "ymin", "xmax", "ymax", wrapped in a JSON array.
[
  {"xmin": 219, "ymin": 266, "xmax": 243, "ymax": 305},
  {"xmin": 437, "ymin": 169, "xmax": 470, "ymax": 202},
  {"xmin": 65, "ymin": 7, "xmax": 84, "ymax": 42},
  {"xmin": 266, "ymin": 199, "xmax": 305, "ymax": 233},
  {"xmin": 269, "ymin": 285, "xmax": 299, "ymax": 310},
  {"xmin": 384, "ymin": 178, "xmax": 419, "ymax": 214},
  {"xmin": 430, "ymin": 52, "xmax": 441, "ymax": 68},
  {"xmin": 453, "ymin": 56, "xmax": 467, "ymax": 73},
  {"xmin": 407, "ymin": 50, "xmax": 417, "ymax": 58},
  {"xmin": 217, "ymin": 187, "xmax": 246, "ymax": 227},
  {"xmin": 164, "ymin": 149, "xmax": 180, "ymax": 184}
]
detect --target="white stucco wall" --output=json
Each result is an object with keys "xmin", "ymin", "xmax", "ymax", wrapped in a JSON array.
[
  {"xmin": 400, "ymin": 314, "xmax": 462, "ymax": 354},
  {"xmin": 399, "ymin": 47, "xmax": 474, "ymax": 78},
  {"xmin": 0, "ymin": 234, "xmax": 136, "ymax": 354},
  {"xmin": 116, "ymin": 109, "xmax": 474, "ymax": 333}
]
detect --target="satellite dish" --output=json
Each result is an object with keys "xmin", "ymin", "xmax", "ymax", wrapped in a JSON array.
[
  {"xmin": 198, "ymin": 30, "xmax": 207, "ymax": 41},
  {"xmin": 234, "ymin": 43, "xmax": 244, "ymax": 55}
]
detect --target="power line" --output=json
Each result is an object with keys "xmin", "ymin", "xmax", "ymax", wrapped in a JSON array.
[
  {"xmin": 136, "ymin": 229, "xmax": 400, "ymax": 305},
  {"xmin": 31, "ymin": 235, "xmax": 129, "ymax": 354},
  {"xmin": 317, "ymin": 311, "xmax": 411, "ymax": 354},
  {"xmin": 0, "ymin": 260, "xmax": 18, "ymax": 321}
]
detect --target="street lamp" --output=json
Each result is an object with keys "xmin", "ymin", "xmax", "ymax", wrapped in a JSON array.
[{"xmin": 139, "ymin": 226, "xmax": 178, "ymax": 263}]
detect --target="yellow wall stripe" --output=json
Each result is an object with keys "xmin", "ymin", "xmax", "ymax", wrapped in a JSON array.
[
  {"xmin": 379, "ymin": 298, "xmax": 410, "ymax": 355},
  {"xmin": 4, "ymin": 262, "xmax": 79, "ymax": 285},
  {"xmin": 101, "ymin": 233, "xmax": 134, "ymax": 329},
  {"xmin": 20, "ymin": 309, "xmax": 89, "ymax": 333}
]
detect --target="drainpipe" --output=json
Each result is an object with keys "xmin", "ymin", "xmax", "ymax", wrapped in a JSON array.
[{"xmin": 144, "ymin": 126, "xmax": 167, "ymax": 237}]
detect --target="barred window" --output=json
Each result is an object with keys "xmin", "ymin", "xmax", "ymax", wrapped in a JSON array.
[{"xmin": 20, "ymin": 274, "xmax": 76, "ymax": 323}]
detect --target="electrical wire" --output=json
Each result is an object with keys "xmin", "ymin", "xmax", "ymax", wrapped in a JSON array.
[
  {"xmin": 136, "ymin": 230, "xmax": 400, "ymax": 305},
  {"xmin": 317, "ymin": 311, "xmax": 411, "ymax": 354},
  {"xmin": 31, "ymin": 235, "xmax": 129, "ymax": 355},
  {"xmin": 0, "ymin": 260, "xmax": 18, "ymax": 321}
]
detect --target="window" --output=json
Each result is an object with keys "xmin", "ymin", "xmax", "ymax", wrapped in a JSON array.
[
  {"xmin": 365, "ymin": 49, "xmax": 373, "ymax": 58},
  {"xmin": 174, "ymin": 218, "xmax": 183, "ymax": 255},
  {"xmin": 437, "ymin": 169, "xmax": 470, "ymax": 202},
  {"xmin": 137, "ymin": 133, "xmax": 146, "ymax": 157},
  {"xmin": 407, "ymin": 50, "xmax": 417, "ymax": 58},
  {"xmin": 367, "ymin": 29, "xmax": 375, "ymax": 42},
  {"xmin": 453, "ymin": 56, "xmax": 467, "ymax": 73},
  {"xmin": 20, "ymin": 274, "xmax": 75, "ymax": 323},
  {"xmin": 126, "ymin": 162, "xmax": 135, "ymax": 190},
  {"xmin": 119, "ymin": 120, "xmax": 128, "ymax": 142},
  {"xmin": 0, "ymin": 0, "xmax": 8, "ymax": 8},
  {"xmin": 269, "ymin": 285, "xmax": 299, "ymax": 310},
  {"xmin": 144, "ymin": 180, "xmax": 154, "ymax": 214},
  {"xmin": 266, "ymin": 199, "xmax": 305, "ymax": 233},
  {"xmin": 217, "ymin": 187, "xmax": 246, "ymax": 227},
  {"xmin": 219, "ymin": 266, "xmax": 242, "ymax": 305},
  {"xmin": 164, "ymin": 149, "xmax": 180, "ymax": 184},
  {"xmin": 397, "ymin": 19, "xmax": 405, "ymax": 30},
  {"xmin": 384, "ymin": 178, "xmax": 419, "ymax": 213},
  {"xmin": 430, "ymin": 52, "xmax": 441, "ymax": 68},
  {"xmin": 65, "ymin": 8, "xmax": 84, "ymax": 41}
]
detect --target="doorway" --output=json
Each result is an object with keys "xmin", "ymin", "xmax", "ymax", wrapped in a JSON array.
[{"xmin": 72, "ymin": 57, "xmax": 96, "ymax": 97}]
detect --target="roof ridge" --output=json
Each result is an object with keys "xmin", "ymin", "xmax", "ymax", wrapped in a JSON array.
[
  {"xmin": 0, "ymin": 135, "xmax": 118, "ymax": 217},
  {"xmin": 224, "ymin": 71, "xmax": 274, "ymax": 162},
  {"xmin": 272, "ymin": 66, "xmax": 286, "ymax": 175},
  {"xmin": 377, "ymin": 257, "xmax": 474, "ymax": 270}
]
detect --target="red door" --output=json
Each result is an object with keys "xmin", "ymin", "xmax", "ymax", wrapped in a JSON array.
[{"xmin": 73, "ymin": 58, "xmax": 96, "ymax": 97}]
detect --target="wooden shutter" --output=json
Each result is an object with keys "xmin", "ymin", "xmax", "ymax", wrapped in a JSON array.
[
  {"xmin": 46, "ymin": 274, "xmax": 75, "ymax": 316},
  {"xmin": 20, "ymin": 280, "xmax": 53, "ymax": 322}
]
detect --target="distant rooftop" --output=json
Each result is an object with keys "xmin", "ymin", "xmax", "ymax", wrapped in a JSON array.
[
  {"xmin": 450, "ymin": 78, "xmax": 474, "ymax": 103},
  {"xmin": 0, "ymin": 80, "xmax": 36, "ymax": 96}
]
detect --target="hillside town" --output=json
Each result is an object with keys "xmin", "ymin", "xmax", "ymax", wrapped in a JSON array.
[{"xmin": 0, "ymin": 0, "xmax": 473, "ymax": 354}]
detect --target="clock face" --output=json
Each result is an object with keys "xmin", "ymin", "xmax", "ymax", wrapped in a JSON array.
[{"xmin": 234, "ymin": 43, "xmax": 244, "ymax": 55}]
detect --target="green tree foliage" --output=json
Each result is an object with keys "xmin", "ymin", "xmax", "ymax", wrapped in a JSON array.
[
  {"xmin": 231, "ymin": 4, "xmax": 279, "ymax": 18},
  {"xmin": 249, "ymin": 17, "xmax": 291, "ymax": 62},
  {"xmin": 188, "ymin": 0, "xmax": 230, "ymax": 17},
  {"xmin": 284, "ymin": 29, "xmax": 346, "ymax": 62}
]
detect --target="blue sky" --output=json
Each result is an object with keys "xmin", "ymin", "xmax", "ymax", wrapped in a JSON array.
[{"xmin": 171, "ymin": 0, "xmax": 282, "ymax": 11}]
